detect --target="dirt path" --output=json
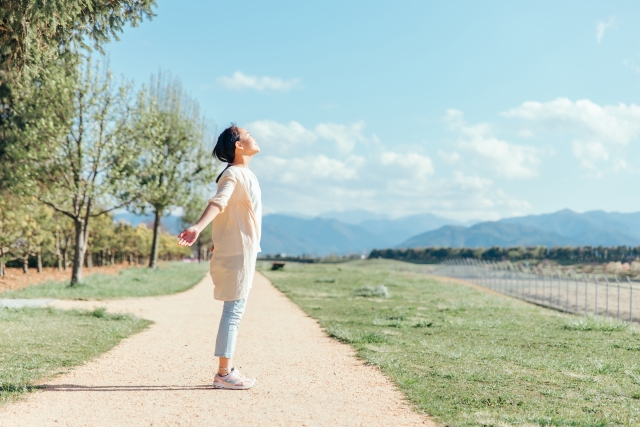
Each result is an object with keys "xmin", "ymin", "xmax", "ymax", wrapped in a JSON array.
[{"xmin": 0, "ymin": 272, "xmax": 434, "ymax": 427}]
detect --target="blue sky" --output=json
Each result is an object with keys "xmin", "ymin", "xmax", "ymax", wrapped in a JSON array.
[{"xmin": 105, "ymin": 0, "xmax": 640, "ymax": 221}]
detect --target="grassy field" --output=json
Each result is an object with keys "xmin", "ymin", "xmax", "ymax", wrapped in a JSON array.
[
  {"xmin": 260, "ymin": 259, "xmax": 640, "ymax": 427},
  {"xmin": 1, "ymin": 261, "xmax": 209, "ymax": 300},
  {"xmin": 0, "ymin": 307, "xmax": 151, "ymax": 404}
]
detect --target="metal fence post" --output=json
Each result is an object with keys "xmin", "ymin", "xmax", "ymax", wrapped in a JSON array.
[
  {"xmin": 593, "ymin": 273, "xmax": 599, "ymax": 316},
  {"xmin": 615, "ymin": 275, "xmax": 621, "ymax": 320},
  {"xmin": 581, "ymin": 272, "xmax": 589, "ymax": 315},
  {"xmin": 565, "ymin": 270, "xmax": 569, "ymax": 312},
  {"xmin": 627, "ymin": 277, "xmax": 633, "ymax": 323},
  {"xmin": 571, "ymin": 270, "xmax": 580, "ymax": 313},
  {"xmin": 603, "ymin": 274, "xmax": 610, "ymax": 317}
]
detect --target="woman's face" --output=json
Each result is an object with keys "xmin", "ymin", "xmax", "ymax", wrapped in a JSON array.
[{"xmin": 236, "ymin": 128, "xmax": 260, "ymax": 156}]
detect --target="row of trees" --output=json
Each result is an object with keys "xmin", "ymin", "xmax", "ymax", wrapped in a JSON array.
[
  {"xmin": 0, "ymin": 193, "xmax": 192, "ymax": 275},
  {"xmin": 1, "ymin": 1, "xmax": 217, "ymax": 284},
  {"xmin": 369, "ymin": 245, "xmax": 640, "ymax": 264}
]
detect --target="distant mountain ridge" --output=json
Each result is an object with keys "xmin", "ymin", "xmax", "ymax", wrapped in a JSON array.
[
  {"xmin": 114, "ymin": 209, "xmax": 640, "ymax": 255},
  {"xmin": 262, "ymin": 211, "xmax": 465, "ymax": 255},
  {"xmin": 398, "ymin": 209, "xmax": 640, "ymax": 249}
]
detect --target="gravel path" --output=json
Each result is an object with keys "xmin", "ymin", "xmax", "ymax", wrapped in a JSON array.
[{"xmin": 1, "ymin": 272, "xmax": 434, "ymax": 427}]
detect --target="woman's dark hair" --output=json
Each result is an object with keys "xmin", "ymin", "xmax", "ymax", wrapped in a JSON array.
[{"xmin": 213, "ymin": 124, "xmax": 241, "ymax": 182}]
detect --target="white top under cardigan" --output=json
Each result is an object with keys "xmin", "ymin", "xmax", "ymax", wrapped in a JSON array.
[{"xmin": 207, "ymin": 166, "xmax": 262, "ymax": 301}]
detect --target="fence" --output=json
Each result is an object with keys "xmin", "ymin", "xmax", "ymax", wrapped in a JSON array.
[{"xmin": 432, "ymin": 259, "xmax": 639, "ymax": 323}]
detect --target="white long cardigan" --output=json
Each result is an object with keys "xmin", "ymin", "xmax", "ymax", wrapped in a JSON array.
[{"xmin": 207, "ymin": 166, "xmax": 262, "ymax": 301}]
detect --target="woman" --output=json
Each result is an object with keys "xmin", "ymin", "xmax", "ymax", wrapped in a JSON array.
[{"xmin": 178, "ymin": 124, "xmax": 261, "ymax": 390}]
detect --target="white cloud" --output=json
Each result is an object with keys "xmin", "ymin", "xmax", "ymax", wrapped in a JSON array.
[
  {"xmin": 447, "ymin": 111, "xmax": 542, "ymax": 179},
  {"xmin": 253, "ymin": 154, "xmax": 361, "ymax": 184},
  {"xmin": 217, "ymin": 71, "xmax": 301, "ymax": 91},
  {"xmin": 451, "ymin": 171, "xmax": 492, "ymax": 191},
  {"xmin": 596, "ymin": 16, "xmax": 616, "ymax": 44},
  {"xmin": 379, "ymin": 151, "xmax": 434, "ymax": 179},
  {"xmin": 612, "ymin": 158, "xmax": 632, "ymax": 172},
  {"xmin": 572, "ymin": 140, "xmax": 609, "ymax": 170},
  {"xmin": 246, "ymin": 118, "xmax": 530, "ymax": 222},
  {"xmin": 503, "ymin": 98, "xmax": 640, "ymax": 173},
  {"xmin": 245, "ymin": 120, "xmax": 317, "ymax": 154},
  {"xmin": 503, "ymin": 98, "xmax": 640, "ymax": 145},
  {"xmin": 315, "ymin": 121, "xmax": 367, "ymax": 155},
  {"xmin": 438, "ymin": 150, "xmax": 461, "ymax": 164}
]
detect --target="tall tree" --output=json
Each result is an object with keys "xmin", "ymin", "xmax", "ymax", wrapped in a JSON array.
[
  {"xmin": 128, "ymin": 73, "xmax": 216, "ymax": 269},
  {"xmin": 5, "ymin": 57, "xmax": 141, "ymax": 284},
  {"xmin": 10, "ymin": 198, "xmax": 44, "ymax": 274},
  {"xmin": 0, "ymin": 0, "xmax": 155, "ymax": 85},
  {"xmin": 0, "ymin": 191, "xmax": 20, "ymax": 276}
]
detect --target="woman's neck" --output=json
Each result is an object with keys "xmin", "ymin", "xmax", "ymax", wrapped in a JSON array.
[{"xmin": 231, "ymin": 155, "xmax": 252, "ymax": 168}]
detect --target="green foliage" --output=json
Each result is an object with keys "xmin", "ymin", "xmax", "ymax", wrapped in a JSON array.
[
  {"xmin": 124, "ymin": 71, "xmax": 217, "ymax": 267},
  {"xmin": 1, "ymin": 261, "xmax": 209, "ymax": 299},
  {"xmin": 0, "ymin": 306, "xmax": 150, "ymax": 404},
  {"xmin": 371, "ymin": 245, "xmax": 640, "ymax": 264},
  {"xmin": 0, "ymin": 0, "xmax": 155, "ymax": 84},
  {"xmin": 262, "ymin": 260, "xmax": 640, "ymax": 426},
  {"xmin": 1, "ymin": 4, "xmax": 211, "ymax": 280}
]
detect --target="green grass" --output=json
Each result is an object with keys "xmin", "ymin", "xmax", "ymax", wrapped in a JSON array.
[
  {"xmin": 1, "ymin": 262, "xmax": 209, "ymax": 300},
  {"xmin": 0, "ymin": 307, "xmax": 151, "ymax": 404},
  {"xmin": 260, "ymin": 259, "xmax": 640, "ymax": 427}
]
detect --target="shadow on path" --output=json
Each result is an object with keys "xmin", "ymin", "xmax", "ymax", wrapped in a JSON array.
[{"xmin": 44, "ymin": 384, "xmax": 218, "ymax": 392}]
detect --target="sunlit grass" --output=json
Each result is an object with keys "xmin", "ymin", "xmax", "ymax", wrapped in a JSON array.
[
  {"xmin": 261, "ymin": 259, "xmax": 640, "ymax": 427},
  {"xmin": 0, "ymin": 307, "xmax": 151, "ymax": 404},
  {"xmin": 1, "ymin": 261, "xmax": 209, "ymax": 300}
]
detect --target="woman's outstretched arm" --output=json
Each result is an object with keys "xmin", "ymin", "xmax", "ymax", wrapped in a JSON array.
[
  {"xmin": 178, "ymin": 171, "xmax": 237, "ymax": 247},
  {"xmin": 177, "ymin": 203, "xmax": 221, "ymax": 246}
]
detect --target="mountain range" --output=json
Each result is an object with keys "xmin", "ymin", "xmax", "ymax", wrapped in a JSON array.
[
  {"xmin": 261, "ymin": 211, "xmax": 469, "ymax": 255},
  {"xmin": 114, "ymin": 208, "xmax": 640, "ymax": 256},
  {"xmin": 398, "ymin": 209, "xmax": 640, "ymax": 249}
]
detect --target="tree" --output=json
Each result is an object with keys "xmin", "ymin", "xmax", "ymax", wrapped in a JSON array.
[
  {"xmin": 0, "ymin": 0, "xmax": 155, "ymax": 85},
  {"xmin": 0, "ymin": 191, "xmax": 21, "ymax": 276},
  {"xmin": 181, "ymin": 193, "xmax": 214, "ymax": 262},
  {"xmin": 51, "ymin": 211, "xmax": 74, "ymax": 271},
  {"xmin": 128, "ymin": 73, "xmax": 216, "ymax": 269},
  {"xmin": 32, "ymin": 204, "xmax": 55, "ymax": 273},
  {"xmin": 4, "ymin": 57, "xmax": 141, "ymax": 284},
  {"xmin": 10, "ymin": 198, "xmax": 44, "ymax": 273},
  {"xmin": 87, "ymin": 213, "xmax": 115, "ymax": 267}
]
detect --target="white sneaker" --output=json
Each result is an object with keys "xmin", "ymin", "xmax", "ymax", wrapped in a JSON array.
[{"xmin": 213, "ymin": 368, "xmax": 256, "ymax": 390}]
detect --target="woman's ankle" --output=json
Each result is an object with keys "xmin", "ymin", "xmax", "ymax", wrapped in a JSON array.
[{"xmin": 218, "ymin": 366, "xmax": 232, "ymax": 376}]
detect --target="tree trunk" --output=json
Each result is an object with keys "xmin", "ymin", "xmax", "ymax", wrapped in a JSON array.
[
  {"xmin": 37, "ymin": 252, "xmax": 42, "ymax": 273},
  {"xmin": 63, "ymin": 247, "xmax": 69, "ymax": 271},
  {"xmin": 22, "ymin": 255, "xmax": 29, "ymax": 274},
  {"xmin": 110, "ymin": 250, "xmax": 115, "ymax": 266},
  {"xmin": 55, "ymin": 230, "xmax": 62, "ymax": 272},
  {"xmin": 0, "ymin": 256, "xmax": 4, "ymax": 277},
  {"xmin": 71, "ymin": 219, "xmax": 87, "ymax": 285},
  {"xmin": 149, "ymin": 209, "xmax": 162, "ymax": 269},
  {"xmin": 197, "ymin": 238, "xmax": 202, "ymax": 262},
  {"xmin": 128, "ymin": 253, "xmax": 132, "ymax": 265}
]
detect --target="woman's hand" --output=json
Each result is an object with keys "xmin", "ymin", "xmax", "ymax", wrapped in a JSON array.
[{"xmin": 177, "ymin": 226, "xmax": 200, "ymax": 246}]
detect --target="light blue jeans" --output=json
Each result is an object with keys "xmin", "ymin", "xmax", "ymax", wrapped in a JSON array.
[{"xmin": 214, "ymin": 298, "xmax": 248, "ymax": 358}]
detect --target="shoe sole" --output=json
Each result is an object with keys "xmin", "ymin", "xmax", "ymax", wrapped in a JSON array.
[{"xmin": 212, "ymin": 381, "xmax": 256, "ymax": 390}]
